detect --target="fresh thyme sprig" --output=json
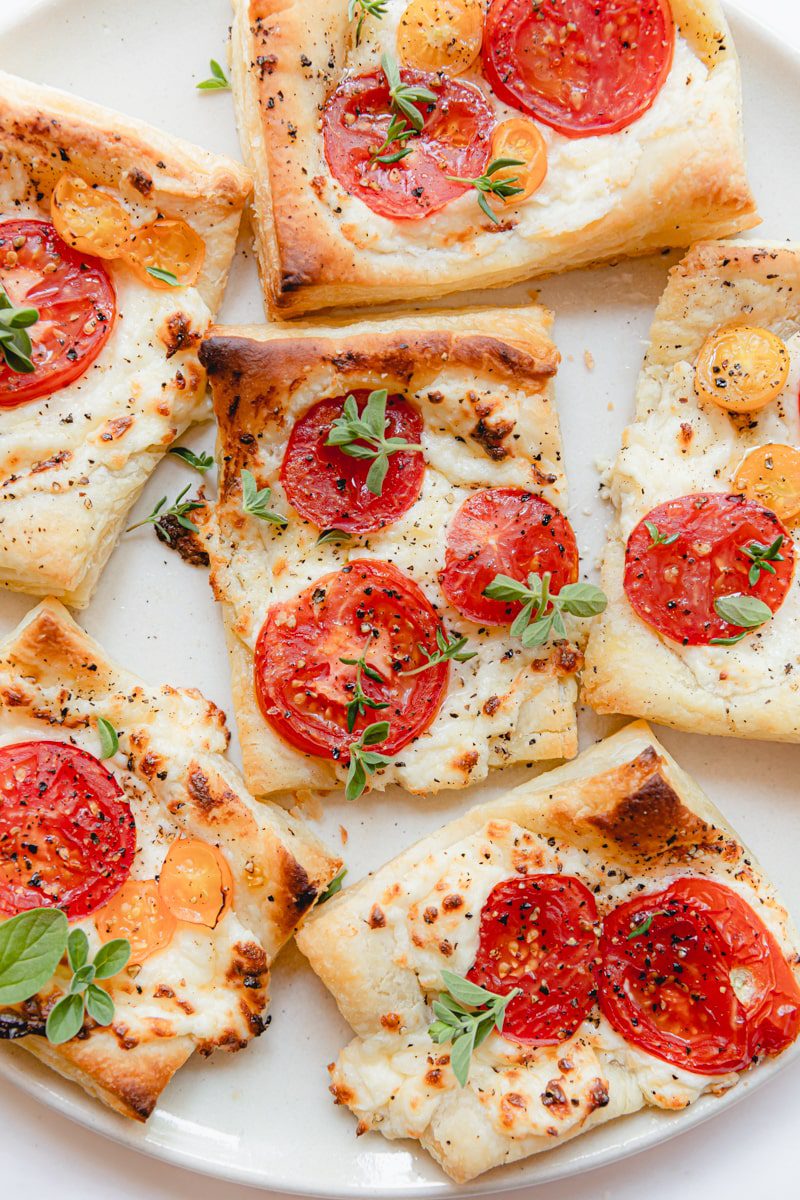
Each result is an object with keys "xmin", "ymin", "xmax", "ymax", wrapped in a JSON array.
[
  {"xmin": 169, "ymin": 446, "xmax": 214, "ymax": 474},
  {"xmin": 447, "ymin": 158, "xmax": 525, "ymax": 224},
  {"xmin": 709, "ymin": 593, "xmax": 772, "ymax": 645},
  {"xmin": 46, "ymin": 929, "xmax": 131, "ymax": 1045},
  {"xmin": 348, "ymin": 0, "xmax": 389, "ymax": 45},
  {"xmin": 326, "ymin": 389, "xmax": 422, "ymax": 495},
  {"xmin": 370, "ymin": 115, "xmax": 415, "ymax": 164},
  {"xmin": 741, "ymin": 535, "xmax": 784, "ymax": 586},
  {"xmin": 402, "ymin": 628, "xmax": 476, "ymax": 676},
  {"xmin": 345, "ymin": 721, "xmax": 392, "ymax": 801},
  {"xmin": 197, "ymin": 58, "xmax": 231, "ymax": 90},
  {"xmin": 340, "ymin": 639, "xmax": 389, "ymax": 732},
  {"xmin": 627, "ymin": 910, "xmax": 669, "ymax": 941},
  {"xmin": 428, "ymin": 970, "xmax": 521, "ymax": 1087},
  {"xmin": 126, "ymin": 484, "xmax": 205, "ymax": 542},
  {"xmin": 645, "ymin": 520, "xmax": 679, "ymax": 548},
  {"xmin": 381, "ymin": 53, "xmax": 437, "ymax": 133},
  {"xmin": 484, "ymin": 572, "xmax": 607, "ymax": 647},
  {"xmin": 241, "ymin": 469, "xmax": 288, "ymax": 526},
  {"xmin": 146, "ymin": 266, "xmax": 180, "ymax": 287},
  {"xmin": 0, "ymin": 286, "xmax": 39, "ymax": 374}
]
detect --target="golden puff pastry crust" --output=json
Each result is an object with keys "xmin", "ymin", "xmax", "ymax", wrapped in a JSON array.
[
  {"xmin": 0, "ymin": 599, "xmax": 340, "ymax": 1121},
  {"xmin": 296, "ymin": 720, "xmax": 800, "ymax": 1183},
  {"xmin": 231, "ymin": 0, "xmax": 757, "ymax": 318},
  {"xmin": 584, "ymin": 240, "xmax": 800, "ymax": 741},
  {"xmin": 0, "ymin": 71, "xmax": 251, "ymax": 607},
  {"xmin": 199, "ymin": 305, "xmax": 587, "ymax": 800}
]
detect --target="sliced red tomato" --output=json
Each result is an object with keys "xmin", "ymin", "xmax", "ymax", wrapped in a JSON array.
[
  {"xmin": 280, "ymin": 391, "xmax": 425, "ymax": 533},
  {"xmin": 624, "ymin": 493, "xmax": 794, "ymax": 646},
  {"xmin": 467, "ymin": 875, "xmax": 600, "ymax": 1045},
  {"xmin": 482, "ymin": 0, "xmax": 675, "ymax": 139},
  {"xmin": 254, "ymin": 560, "xmax": 448, "ymax": 759},
  {"xmin": 439, "ymin": 487, "xmax": 579, "ymax": 625},
  {"xmin": 599, "ymin": 878, "xmax": 800, "ymax": 1075},
  {"xmin": 0, "ymin": 741, "xmax": 135, "ymax": 919},
  {"xmin": 0, "ymin": 220, "xmax": 116, "ymax": 408},
  {"xmin": 322, "ymin": 69, "xmax": 494, "ymax": 220}
]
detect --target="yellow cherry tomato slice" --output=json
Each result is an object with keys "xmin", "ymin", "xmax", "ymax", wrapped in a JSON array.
[
  {"xmin": 122, "ymin": 218, "xmax": 205, "ymax": 290},
  {"xmin": 158, "ymin": 838, "xmax": 233, "ymax": 928},
  {"xmin": 695, "ymin": 325, "xmax": 790, "ymax": 414},
  {"xmin": 396, "ymin": 0, "xmax": 484, "ymax": 76},
  {"xmin": 50, "ymin": 172, "xmax": 131, "ymax": 259},
  {"xmin": 733, "ymin": 443, "xmax": 800, "ymax": 524},
  {"xmin": 490, "ymin": 118, "xmax": 548, "ymax": 204},
  {"xmin": 96, "ymin": 879, "xmax": 176, "ymax": 964}
]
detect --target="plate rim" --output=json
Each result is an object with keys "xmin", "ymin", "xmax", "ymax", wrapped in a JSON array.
[{"xmin": 0, "ymin": 1, "xmax": 799, "ymax": 1196}]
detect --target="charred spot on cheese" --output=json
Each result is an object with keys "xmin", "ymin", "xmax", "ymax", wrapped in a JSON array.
[
  {"xmin": 160, "ymin": 312, "xmax": 202, "ymax": 360},
  {"xmin": 587, "ymin": 1079, "xmax": 610, "ymax": 1110},
  {"xmin": 453, "ymin": 749, "xmax": 479, "ymax": 774},
  {"xmin": 127, "ymin": 166, "xmax": 154, "ymax": 196},
  {"xmin": 368, "ymin": 904, "xmax": 387, "ymax": 929},
  {"xmin": 330, "ymin": 1080, "xmax": 357, "ymax": 1106},
  {"xmin": 100, "ymin": 416, "xmax": 133, "ymax": 442},
  {"xmin": 380, "ymin": 1012, "xmax": 402, "ymax": 1031},
  {"xmin": 470, "ymin": 415, "xmax": 515, "ymax": 461}
]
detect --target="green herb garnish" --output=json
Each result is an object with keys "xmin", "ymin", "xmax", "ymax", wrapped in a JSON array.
[
  {"xmin": 345, "ymin": 721, "xmax": 392, "ymax": 802},
  {"xmin": 446, "ymin": 158, "xmax": 525, "ymax": 224},
  {"xmin": 710, "ymin": 592, "xmax": 772, "ymax": 645},
  {"xmin": 316, "ymin": 528, "xmax": 353, "ymax": 546},
  {"xmin": 97, "ymin": 717, "xmax": 119, "ymax": 760},
  {"xmin": 626, "ymin": 911, "xmax": 668, "ymax": 941},
  {"xmin": 741, "ymin": 536, "xmax": 784, "ymax": 587},
  {"xmin": 645, "ymin": 520, "xmax": 679, "ymax": 548},
  {"xmin": 402, "ymin": 629, "xmax": 476, "ymax": 676},
  {"xmin": 46, "ymin": 929, "xmax": 130, "ymax": 1046},
  {"xmin": 319, "ymin": 869, "xmax": 347, "ymax": 904},
  {"xmin": 348, "ymin": 0, "xmax": 388, "ymax": 45},
  {"xmin": 197, "ymin": 58, "xmax": 231, "ymax": 90},
  {"xmin": 0, "ymin": 909, "xmax": 130, "ymax": 1046},
  {"xmin": 0, "ymin": 286, "xmax": 39, "ymax": 374},
  {"xmin": 484, "ymin": 572, "xmax": 607, "ymax": 647},
  {"xmin": 169, "ymin": 446, "xmax": 214, "ymax": 474},
  {"xmin": 370, "ymin": 115, "xmax": 415, "ymax": 164},
  {"xmin": 428, "ymin": 970, "xmax": 521, "ymax": 1087},
  {"xmin": 381, "ymin": 53, "xmax": 437, "ymax": 133},
  {"xmin": 241, "ymin": 468, "xmax": 288, "ymax": 526},
  {"xmin": 340, "ymin": 639, "xmax": 389, "ymax": 733},
  {"xmin": 326, "ymin": 389, "xmax": 422, "ymax": 496},
  {"xmin": 127, "ymin": 484, "xmax": 205, "ymax": 542},
  {"xmin": 146, "ymin": 266, "xmax": 180, "ymax": 287}
]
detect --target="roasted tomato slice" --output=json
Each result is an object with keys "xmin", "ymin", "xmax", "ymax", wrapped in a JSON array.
[
  {"xmin": 323, "ymin": 68, "xmax": 494, "ymax": 220},
  {"xmin": 158, "ymin": 838, "xmax": 233, "ymax": 927},
  {"xmin": 599, "ymin": 878, "xmax": 800, "ymax": 1074},
  {"xmin": 482, "ymin": 0, "xmax": 675, "ymax": 139},
  {"xmin": 0, "ymin": 741, "xmax": 135, "ymax": 919},
  {"xmin": 439, "ymin": 487, "xmax": 579, "ymax": 625},
  {"xmin": 623, "ymin": 493, "xmax": 794, "ymax": 646},
  {"xmin": 280, "ymin": 390, "xmax": 425, "ymax": 533},
  {"xmin": 254, "ymin": 560, "xmax": 448, "ymax": 759},
  {"xmin": 0, "ymin": 219, "xmax": 116, "ymax": 408},
  {"xmin": 96, "ymin": 879, "xmax": 176, "ymax": 964},
  {"xmin": 467, "ymin": 875, "xmax": 600, "ymax": 1045}
]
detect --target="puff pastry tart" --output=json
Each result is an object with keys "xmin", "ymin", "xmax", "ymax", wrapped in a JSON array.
[
  {"xmin": 0, "ymin": 599, "xmax": 340, "ymax": 1120},
  {"xmin": 199, "ymin": 305, "xmax": 603, "ymax": 800},
  {"xmin": 584, "ymin": 241, "xmax": 800, "ymax": 741},
  {"xmin": 296, "ymin": 720, "xmax": 800, "ymax": 1183},
  {"xmin": 230, "ymin": 0, "xmax": 757, "ymax": 317},
  {"xmin": 0, "ymin": 71, "xmax": 251, "ymax": 607}
]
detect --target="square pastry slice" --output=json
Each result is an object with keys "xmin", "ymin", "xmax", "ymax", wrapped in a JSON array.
[
  {"xmin": 296, "ymin": 720, "xmax": 800, "ymax": 1183},
  {"xmin": 584, "ymin": 240, "xmax": 800, "ymax": 740},
  {"xmin": 200, "ymin": 305, "xmax": 598, "ymax": 800},
  {"xmin": 0, "ymin": 599, "xmax": 340, "ymax": 1121},
  {"xmin": 230, "ymin": 0, "xmax": 756, "ymax": 316},
  {"xmin": 0, "ymin": 71, "xmax": 251, "ymax": 607}
]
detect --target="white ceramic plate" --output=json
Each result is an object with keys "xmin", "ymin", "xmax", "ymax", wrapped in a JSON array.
[{"xmin": 1, "ymin": 2, "xmax": 800, "ymax": 1195}]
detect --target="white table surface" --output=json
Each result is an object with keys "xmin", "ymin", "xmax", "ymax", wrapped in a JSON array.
[{"xmin": 0, "ymin": 0, "xmax": 797, "ymax": 1196}]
